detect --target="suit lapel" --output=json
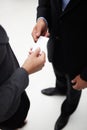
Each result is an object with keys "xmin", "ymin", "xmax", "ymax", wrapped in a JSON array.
[
  {"xmin": 56, "ymin": 0, "xmax": 62, "ymax": 14},
  {"xmin": 65, "ymin": 0, "xmax": 81, "ymax": 11},
  {"xmin": 59, "ymin": 0, "xmax": 81, "ymax": 16}
]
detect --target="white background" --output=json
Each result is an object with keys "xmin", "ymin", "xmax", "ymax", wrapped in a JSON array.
[{"xmin": 0, "ymin": 0, "xmax": 87, "ymax": 130}]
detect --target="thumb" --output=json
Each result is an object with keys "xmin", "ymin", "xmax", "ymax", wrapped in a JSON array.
[
  {"xmin": 33, "ymin": 47, "xmax": 41, "ymax": 56},
  {"xmin": 36, "ymin": 27, "xmax": 42, "ymax": 37},
  {"xmin": 36, "ymin": 32, "xmax": 41, "ymax": 38},
  {"xmin": 45, "ymin": 32, "xmax": 50, "ymax": 37},
  {"xmin": 71, "ymin": 78, "xmax": 76, "ymax": 84},
  {"xmin": 41, "ymin": 51, "xmax": 46, "ymax": 61}
]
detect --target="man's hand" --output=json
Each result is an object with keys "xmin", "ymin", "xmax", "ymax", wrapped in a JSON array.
[
  {"xmin": 32, "ymin": 18, "xmax": 50, "ymax": 42},
  {"xmin": 71, "ymin": 75, "xmax": 87, "ymax": 90},
  {"xmin": 22, "ymin": 48, "xmax": 46, "ymax": 74}
]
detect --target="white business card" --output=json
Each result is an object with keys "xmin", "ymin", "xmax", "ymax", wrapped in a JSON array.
[{"xmin": 32, "ymin": 36, "xmax": 49, "ymax": 53}]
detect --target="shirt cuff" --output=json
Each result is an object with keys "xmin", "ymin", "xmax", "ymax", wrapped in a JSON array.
[{"xmin": 37, "ymin": 17, "xmax": 48, "ymax": 26}]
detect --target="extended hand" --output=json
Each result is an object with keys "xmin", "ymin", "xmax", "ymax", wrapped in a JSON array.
[
  {"xmin": 22, "ymin": 48, "xmax": 46, "ymax": 74},
  {"xmin": 32, "ymin": 18, "xmax": 50, "ymax": 42}
]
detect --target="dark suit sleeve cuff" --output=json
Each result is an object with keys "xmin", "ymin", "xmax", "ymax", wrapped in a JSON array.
[
  {"xmin": 12, "ymin": 67, "xmax": 29, "ymax": 92},
  {"xmin": 80, "ymin": 68, "xmax": 87, "ymax": 81}
]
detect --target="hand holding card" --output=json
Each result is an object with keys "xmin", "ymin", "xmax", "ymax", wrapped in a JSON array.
[{"xmin": 32, "ymin": 36, "xmax": 49, "ymax": 54}]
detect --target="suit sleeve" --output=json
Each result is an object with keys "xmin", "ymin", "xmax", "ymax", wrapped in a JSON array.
[
  {"xmin": 0, "ymin": 25, "xmax": 29, "ymax": 121},
  {"xmin": 0, "ymin": 67, "xmax": 29, "ymax": 118},
  {"xmin": 37, "ymin": 0, "xmax": 51, "ymax": 27},
  {"xmin": 0, "ymin": 43, "xmax": 29, "ymax": 120},
  {"xmin": 0, "ymin": 45, "xmax": 7, "ymax": 64},
  {"xmin": 80, "ymin": 68, "xmax": 87, "ymax": 81}
]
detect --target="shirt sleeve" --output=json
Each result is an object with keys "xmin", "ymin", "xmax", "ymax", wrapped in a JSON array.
[{"xmin": 37, "ymin": 17, "xmax": 48, "ymax": 26}]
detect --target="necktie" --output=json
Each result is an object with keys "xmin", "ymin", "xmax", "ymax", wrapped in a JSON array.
[{"xmin": 62, "ymin": 0, "xmax": 70, "ymax": 10}]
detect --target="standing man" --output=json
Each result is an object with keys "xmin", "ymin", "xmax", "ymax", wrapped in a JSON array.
[{"xmin": 32, "ymin": 0, "xmax": 87, "ymax": 129}]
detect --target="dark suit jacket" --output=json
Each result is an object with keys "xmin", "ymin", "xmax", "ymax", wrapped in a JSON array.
[
  {"xmin": 0, "ymin": 25, "xmax": 29, "ymax": 122},
  {"xmin": 37, "ymin": 0, "xmax": 87, "ymax": 80}
]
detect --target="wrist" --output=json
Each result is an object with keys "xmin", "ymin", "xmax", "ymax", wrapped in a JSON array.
[{"xmin": 37, "ymin": 17, "xmax": 48, "ymax": 26}]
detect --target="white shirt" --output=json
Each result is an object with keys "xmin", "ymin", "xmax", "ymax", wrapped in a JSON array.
[{"xmin": 62, "ymin": 0, "xmax": 70, "ymax": 10}]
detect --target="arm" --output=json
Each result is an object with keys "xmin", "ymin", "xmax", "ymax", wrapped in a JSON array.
[
  {"xmin": 0, "ymin": 67, "xmax": 29, "ymax": 119},
  {"xmin": 37, "ymin": 0, "xmax": 51, "ymax": 23},
  {"xmin": 0, "ymin": 46, "xmax": 45, "ymax": 120},
  {"xmin": 32, "ymin": 0, "xmax": 51, "ymax": 42}
]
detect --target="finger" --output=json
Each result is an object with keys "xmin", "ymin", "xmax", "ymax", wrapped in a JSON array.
[
  {"xmin": 32, "ymin": 27, "xmax": 39, "ymax": 42},
  {"xmin": 71, "ymin": 79, "xmax": 76, "ymax": 84},
  {"xmin": 40, "ymin": 51, "xmax": 46, "ymax": 62},
  {"xmin": 72, "ymin": 84, "xmax": 81, "ymax": 90},
  {"xmin": 36, "ymin": 31, "xmax": 41, "ymax": 37},
  {"xmin": 45, "ymin": 32, "xmax": 50, "ymax": 37},
  {"xmin": 29, "ymin": 48, "xmax": 33, "ymax": 55},
  {"xmin": 33, "ymin": 32, "xmax": 41, "ymax": 43},
  {"xmin": 29, "ymin": 48, "xmax": 33, "ymax": 52},
  {"xmin": 29, "ymin": 51, "xmax": 33, "ymax": 55},
  {"xmin": 33, "ymin": 47, "xmax": 41, "ymax": 56},
  {"xmin": 32, "ymin": 32, "xmax": 38, "ymax": 42}
]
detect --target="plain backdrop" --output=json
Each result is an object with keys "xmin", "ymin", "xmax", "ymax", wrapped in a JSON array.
[{"xmin": 0, "ymin": 0, "xmax": 87, "ymax": 130}]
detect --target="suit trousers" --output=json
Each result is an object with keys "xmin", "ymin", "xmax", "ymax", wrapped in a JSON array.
[
  {"xmin": 50, "ymin": 36, "xmax": 82, "ymax": 114},
  {"xmin": 0, "ymin": 91, "xmax": 30, "ymax": 129},
  {"xmin": 52, "ymin": 63, "xmax": 82, "ymax": 115},
  {"xmin": 61, "ymin": 74, "xmax": 81, "ymax": 115}
]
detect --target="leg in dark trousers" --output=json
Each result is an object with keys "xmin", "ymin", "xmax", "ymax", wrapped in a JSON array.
[
  {"xmin": 0, "ymin": 91, "xmax": 30, "ymax": 130},
  {"xmin": 61, "ymin": 74, "xmax": 81, "ymax": 115},
  {"xmin": 55, "ymin": 74, "xmax": 82, "ymax": 130},
  {"xmin": 41, "ymin": 64, "xmax": 67, "ymax": 96},
  {"xmin": 53, "ymin": 64, "xmax": 67, "ymax": 94}
]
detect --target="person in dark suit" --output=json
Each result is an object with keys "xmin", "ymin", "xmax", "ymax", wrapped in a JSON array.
[
  {"xmin": 32, "ymin": 0, "xmax": 87, "ymax": 129},
  {"xmin": 0, "ymin": 25, "xmax": 46, "ymax": 130}
]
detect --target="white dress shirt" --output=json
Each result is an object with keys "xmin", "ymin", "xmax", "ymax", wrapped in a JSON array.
[{"xmin": 62, "ymin": 0, "xmax": 70, "ymax": 10}]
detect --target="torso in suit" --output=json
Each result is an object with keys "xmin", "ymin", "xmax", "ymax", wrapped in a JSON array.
[{"xmin": 37, "ymin": 0, "xmax": 87, "ymax": 80}]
